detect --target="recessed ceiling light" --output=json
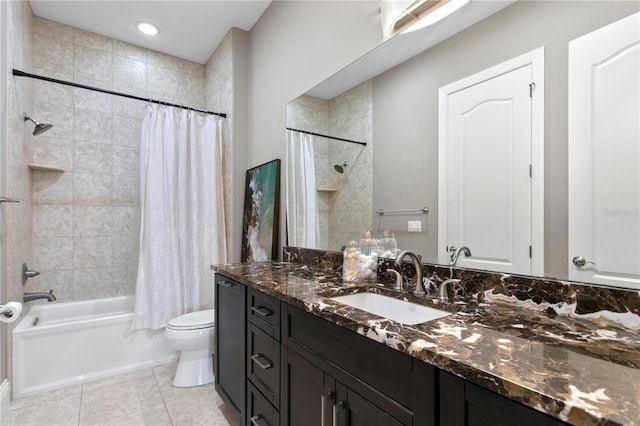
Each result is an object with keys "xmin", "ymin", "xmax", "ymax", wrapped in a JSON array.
[{"xmin": 137, "ymin": 22, "xmax": 158, "ymax": 36}]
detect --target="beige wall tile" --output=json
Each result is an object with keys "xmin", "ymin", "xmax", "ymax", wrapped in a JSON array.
[
  {"xmin": 73, "ymin": 172, "xmax": 112, "ymax": 205},
  {"xmin": 111, "ymin": 174, "xmax": 139, "ymax": 206},
  {"xmin": 32, "ymin": 33, "xmax": 74, "ymax": 76},
  {"xmin": 33, "ymin": 237, "xmax": 74, "ymax": 271},
  {"xmin": 147, "ymin": 50, "xmax": 177, "ymax": 71},
  {"xmin": 74, "ymin": 237, "xmax": 112, "ymax": 268},
  {"xmin": 32, "ymin": 102, "xmax": 74, "ymax": 140},
  {"xmin": 32, "ymin": 171, "xmax": 73, "ymax": 204},
  {"xmin": 32, "ymin": 17, "xmax": 74, "ymax": 42},
  {"xmin": 32, "ymin": 79, "xmax": 74, "ymax": 106},
  {"xmin": 112, "ymin": 115, "xmax": 141, "ymax": 147},
  {"xmin": 147, "ymin": 64, "xmax": 177, "ymax": 100},
  {"xmin": 31, "ymin": 137, "xmax": 74, "ymax": 171},
  {"xmin": 177, "ymin": 58, "xmax": 205, "ymax": 77},
  {"xmin": 113, "ymin": 55, "xmax": 147, "ymax": 91},
  {"xmin": 112, "ymin": 146, "xmax": 138, "ymax": 177},
  {"xmin": 74, "ymin": 206, "xmax": 112, "ymax": 237},
  {"xmin": 73, "ymin": 87, "xmax": 113, "ymax": 114},
  {"xmin": 73, "ymin": 108, "xmax": 112, "ymax": 144},
  {"xmin": 33, "ymin": 204, "xmax": 73, "ymax": 237},
  {"xmin": 113, "ymin": 40, "xmax": 148, "ymax": 62},
  {"xmin": 74, "ymin": 28, "xmax": 112, "ymax": 52},
  {"xmin": 74, "ymin": 45, "xmax": 112, "ymax": 86},
  {"xmin": 74, "ymin": 142, "xmax": 112, "ymax": 174}
]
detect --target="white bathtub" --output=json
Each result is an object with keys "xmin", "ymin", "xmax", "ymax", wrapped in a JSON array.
[{"xmin": 12, "ymin": 296, "xmax": 177, "ymax": 399}]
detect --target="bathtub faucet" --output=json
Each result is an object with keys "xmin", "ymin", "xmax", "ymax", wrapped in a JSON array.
[{"xmin": 24, "ymin": 290, "xmax": 56, "ymax": 303}]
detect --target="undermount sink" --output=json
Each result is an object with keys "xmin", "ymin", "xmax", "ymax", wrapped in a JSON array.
[{"xmin": 330, "ymin": 292, "xmax": 450, "ymax": 325}]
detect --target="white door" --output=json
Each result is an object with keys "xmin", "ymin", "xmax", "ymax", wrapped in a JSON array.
[
  {"xmin": 438, "ymin": 48, "xmax": 544, "ymax": 275},
  {"xmin": 568, "ymin": 12, "xmax": 640, "ymax": 289}
]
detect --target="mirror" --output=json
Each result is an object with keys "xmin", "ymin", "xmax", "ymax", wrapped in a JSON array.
[{"xmin": 285, "ymin": 0, "xmax": 639, "ymax": 287}]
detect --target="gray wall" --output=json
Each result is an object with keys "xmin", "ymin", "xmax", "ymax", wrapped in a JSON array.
[
  {"xmin": 372, "ymin": 1, "xmax": 639, "ymax": 279},
  {"xmin": 248, "ymin": 0, "xmax": 382, "ymax": 256}
]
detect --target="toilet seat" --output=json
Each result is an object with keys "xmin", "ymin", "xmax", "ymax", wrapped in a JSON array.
[{"xmin": 167, "ymin": 309, "xmax": 215, "ymax": 330}]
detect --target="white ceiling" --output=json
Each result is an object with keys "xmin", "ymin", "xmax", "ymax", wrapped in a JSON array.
[{"xmin": 29, "ymin": 1, "xmax": 272, "ymax": 64}]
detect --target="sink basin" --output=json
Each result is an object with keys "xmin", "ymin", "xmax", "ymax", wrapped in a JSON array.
[{"xmin": 330, "ymin": 292, "xmax": 450, "ymax": 325}]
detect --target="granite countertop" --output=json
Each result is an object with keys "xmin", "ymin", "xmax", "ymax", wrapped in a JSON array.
[{"xmin": 213, "ymin": 261, "xmax": 640, "ymax": 426}]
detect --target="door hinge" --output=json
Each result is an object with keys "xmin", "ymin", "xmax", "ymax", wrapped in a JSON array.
[
  {"xmin": 529, "ymin": 82, "xmax": 535, "ymax": 98},
  {"xmin": 529, "ymin": 245, "xmax": 532, "ymax": 258},
  {"xmin": 529, "ymin": 164, "xmax": 532, "ymax": 177}
]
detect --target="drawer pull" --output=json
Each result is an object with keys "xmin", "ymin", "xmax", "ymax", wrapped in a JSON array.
[
  {"xmin": 250, "ymin": 354, "xmax": 273, "ymax": 370},
  {"xmin": 250, "ymin": 415, "xmax": 269, "ymax": 426},
  {"xmin": 218, "ymin": 280, "xmax": 234, "ymax": 288},
  {"xmin": 251, "ymin": 306, "xmax": 273, "ymax": 317}
]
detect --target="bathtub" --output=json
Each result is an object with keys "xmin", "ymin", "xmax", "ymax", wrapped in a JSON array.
[{"xmin": 12, "ymin": 296, "xmax": 177, "ymax": 398}]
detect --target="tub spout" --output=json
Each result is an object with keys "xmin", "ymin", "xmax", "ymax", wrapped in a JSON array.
[{"xmin": 24, "ymin": 290, "xmax": 56, "ymax": 303}]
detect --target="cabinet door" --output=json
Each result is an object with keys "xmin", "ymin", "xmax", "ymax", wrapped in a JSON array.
[
  {"xmin": 439, "ymin": 371, "xmax": 566, "ymax": 426},
  {"xmin": 282, "ymin": 347, "xmax": 335, "ymax": 426},
  {"xmin": 215, "ymin": 275, "xmax": 246, "ymax": 423},
  {"xmin": 334, "ymin": 382, "xmax": 405, "ymax": 426}
]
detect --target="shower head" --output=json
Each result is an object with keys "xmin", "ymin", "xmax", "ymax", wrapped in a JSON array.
[
  {"xmin": 23, "ymin": 113, "xmax": 53, "ymax": 136},
  {"xmin": 334, "ymin": 162, "xmax": 347, "ymax": 174}
]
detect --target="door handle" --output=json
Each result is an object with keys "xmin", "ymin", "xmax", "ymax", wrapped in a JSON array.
[
  {"xmin": 250, "ymin": 354, "xmax": 272, "ymax": 370},
  {"xmin": 218, "ymin": 280, "xmax": 234, "ymax": 288},
  {"xmin": 321, "ymin": 392, "xmax": 334, "ymax": 426},
  {"xmin": 572, "ymin": 256, "xmax": 596, "ymax": 267},
  {"xmin": 251, "ymin": 306, "xmax": 273, "ymax": 317}
]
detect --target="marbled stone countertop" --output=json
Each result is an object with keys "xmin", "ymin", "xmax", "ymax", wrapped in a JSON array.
[{"xmin": 213, "ymin": 261, "xmax": 640, "ymax": 426}]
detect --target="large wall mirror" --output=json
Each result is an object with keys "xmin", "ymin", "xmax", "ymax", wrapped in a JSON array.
[{"xmin": 286, "ymin": 0, "xmax": 639, "ymax": 289}]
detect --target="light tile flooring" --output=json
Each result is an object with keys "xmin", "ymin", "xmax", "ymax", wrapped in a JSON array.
[{"xmin": 3, "ymin": 362, "xmax": 239, "ymax": 426}]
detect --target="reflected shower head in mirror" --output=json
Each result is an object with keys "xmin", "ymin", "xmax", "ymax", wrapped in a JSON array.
[
  {"xmin": 23, "ymin": 113, "xmax": 53, "ymax": 136},
  {"xmin": 334, "ymin": 162, "xmax": 347, "ymax": 173}
]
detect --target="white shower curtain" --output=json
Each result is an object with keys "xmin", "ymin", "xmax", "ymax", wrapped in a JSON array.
[
  {"xmin": 133, "ymin": 104, "xmax": 227, "ymax": 330},
  {"xmin": 285, "ymin": 130, "xmax": 319, "ymax": 248}
]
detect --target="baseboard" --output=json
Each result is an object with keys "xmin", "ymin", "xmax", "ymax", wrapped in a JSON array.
[{"xmin": 0, "ymin": 379, "xmax": 10, "ymax": 423}]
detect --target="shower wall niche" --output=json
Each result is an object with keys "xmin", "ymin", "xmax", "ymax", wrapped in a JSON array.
[{"xmin": 286, "ymin": 81, "xmax": 373, "ymax": 251}]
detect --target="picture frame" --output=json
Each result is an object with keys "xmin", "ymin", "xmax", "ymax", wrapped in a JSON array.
[{"xmin": 241, "ymin": 159, "xmax": 281, "ymax": 262}]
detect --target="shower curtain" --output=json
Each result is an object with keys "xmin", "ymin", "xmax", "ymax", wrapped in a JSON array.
[
  {"xmin": 133, "ymin": 104, "xmax": 227, "ymax": 330},
  {"xmin": 285, "ymin": 130, "xmax": 319, "ymax": 248}
]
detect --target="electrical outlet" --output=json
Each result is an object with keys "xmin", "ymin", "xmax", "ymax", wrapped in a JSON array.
[{"xmin": 408, "ymin": 221, "xmax": 422, "ymax": 232}]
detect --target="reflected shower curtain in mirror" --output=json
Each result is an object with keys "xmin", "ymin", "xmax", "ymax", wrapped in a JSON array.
[
  {"xmin": 133, "ymin": 104, "xmax": 227, "ymax": 330},
  {"xmin": 286, "ymin": 130, "xmax": 319, "ymax": 248}
]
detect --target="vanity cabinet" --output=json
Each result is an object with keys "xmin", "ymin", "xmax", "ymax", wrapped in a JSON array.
[
  {"xmin": 281, "ymin": 304, "xmax": 436, "ymax": 426},
  {"xmin": 215, "ymin": 274, "xmax": 246, "ymax": 424},
  {"xmin": 439, "ymin": 371, "xmax": 567, "ymax": 426},
  {"xmin": 214, "ymin": 271, "xmax": 563, "ymax": 426}
]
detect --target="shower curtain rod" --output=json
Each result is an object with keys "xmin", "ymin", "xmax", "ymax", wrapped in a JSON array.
[
  {"xmin": 12, "ymin": 69, "xmax": 227, "ymax": 118},
  {"xmin": 286, "ymin": 127, "xmax": 367, "ymax": 146}
]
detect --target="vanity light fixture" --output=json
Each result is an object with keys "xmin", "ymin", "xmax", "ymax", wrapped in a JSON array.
[
  {"xmin": 137, "ymin": 22, "xmax": 158, "ymax": 36},
  {"xmin": 393, "ymin": 0, "xmax": 470, "ymax": 34}
]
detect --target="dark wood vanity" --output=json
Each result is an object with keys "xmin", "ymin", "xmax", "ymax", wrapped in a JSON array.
[{"xmin": 213, "ymin": 267, "xmax": 586, "ymax": 426}]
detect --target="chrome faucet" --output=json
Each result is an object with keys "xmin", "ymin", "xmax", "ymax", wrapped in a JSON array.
[
  {"xmin": 437, "ymin": 278, "xmax": 461, "ymax": 302},
  {"xmin": 449, "ymin": 246, "xmax": 471, "ymax": 266},
  {"xmin": 24, "ymin": 290, "xmax": 56, "ymax": 303},
  {"xmin": 394, "ymin": 250, "xmax": 425, "ymax": 296}
]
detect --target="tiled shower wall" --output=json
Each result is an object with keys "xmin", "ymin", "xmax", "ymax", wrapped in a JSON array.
[
  {"xmin": 26, "ymin": 17, "xmax": 215, "ymax": 302},
  {"xmin": 286, "ymin": 81, "xmax": 373, "ymax": 251},
  {"xmin": 4, "ymin": 0, "xmax": 33, "ymax": 383}
]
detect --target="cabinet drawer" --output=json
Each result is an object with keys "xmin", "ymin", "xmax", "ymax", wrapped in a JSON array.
[
  {"xmin": 247, "ymin": 323, "xmax": 281, "ymax": 408},
  {"xmin": 247, "ymin": 381, "xmax": 280, "ymax": 426},
  {"xmin": 248, "ymin": 288, "xmax": 280, "ymax": 340}
]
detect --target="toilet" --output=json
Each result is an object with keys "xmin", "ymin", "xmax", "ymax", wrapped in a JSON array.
[{"xmin": 164, "ymin": 309, "xmax": 216, "ymax": 387}]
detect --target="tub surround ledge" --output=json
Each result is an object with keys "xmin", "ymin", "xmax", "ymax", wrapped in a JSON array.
[{"xmin": 213, "ymin": 258, "xmax": 640, "ymax": 426}]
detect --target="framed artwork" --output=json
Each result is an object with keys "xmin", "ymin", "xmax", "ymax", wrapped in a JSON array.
[{"xmin": 241, "ymin": 159, "xmax": 281, "ymax": 262}]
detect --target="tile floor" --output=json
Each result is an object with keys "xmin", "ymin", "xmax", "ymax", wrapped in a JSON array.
[{"xmin": 3, "ymin": 362, "xmax": 239, "ymax": 426}]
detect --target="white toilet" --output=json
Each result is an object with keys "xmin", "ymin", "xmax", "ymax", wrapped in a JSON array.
[{"xmin": 164, "ymin": 309, "xmax": 216, "ymax": 387}]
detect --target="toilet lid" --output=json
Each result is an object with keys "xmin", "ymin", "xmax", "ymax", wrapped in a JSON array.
[{"xmin": 167, "ymin": 309, "xmax": 215, "ymax": 329}]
